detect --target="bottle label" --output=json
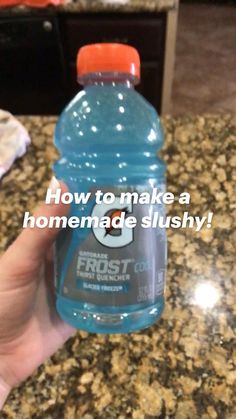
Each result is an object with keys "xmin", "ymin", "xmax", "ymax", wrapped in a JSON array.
[{"xmin": 56, "ymin": 185, "xmax": 166, "ymax": 306}]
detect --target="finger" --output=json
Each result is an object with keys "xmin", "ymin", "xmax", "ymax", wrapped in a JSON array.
[
  {"xmin": 45, "ymin": 254, "xmax": 54, "ymax": 294},
  {"xmin": 0, "ymin": 179, "xmax": 69, "ymax": 276},
  {"xmin": 0, "ymin": 379, "xmax": 11, "ymax": 411}
]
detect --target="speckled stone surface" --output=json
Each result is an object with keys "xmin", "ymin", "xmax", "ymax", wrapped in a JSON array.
[
  {"xmin": 0, "ymin": 114, "xmax": 235, "ymax": 418},
  {"xmin": 58, "ymin": 0, "xmax": 177, "ymax": 13},
  {"xmin": 0, "ymin": 0, "xmax": 177, "ymax": 14}
]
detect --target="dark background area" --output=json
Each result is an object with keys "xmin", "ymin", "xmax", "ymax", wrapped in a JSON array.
[{"xmin": 172, "ymin": 1, "xmax": 236, "ymax": 114}]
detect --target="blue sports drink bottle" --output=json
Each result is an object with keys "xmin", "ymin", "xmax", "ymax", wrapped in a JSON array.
[{"xmin": 54, "ymin": 43, "xmax": 166, "ymax": 333}]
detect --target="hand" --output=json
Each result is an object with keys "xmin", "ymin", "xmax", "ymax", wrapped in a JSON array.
[{"xmin": 0, "ymin": 180, "xmax": 75, "ymax": 409}]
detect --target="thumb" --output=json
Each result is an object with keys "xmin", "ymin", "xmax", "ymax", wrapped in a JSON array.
[{"xmin": 0, "ymin": 178, "xmax": 69, "ymax": 279}]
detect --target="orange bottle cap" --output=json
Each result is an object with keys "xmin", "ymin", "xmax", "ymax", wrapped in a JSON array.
[{"xmin": 77, "ymin": 43, "xmax": 140, "ymax": 80}]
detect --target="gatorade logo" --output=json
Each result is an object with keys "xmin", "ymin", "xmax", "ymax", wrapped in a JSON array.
[{"xmin": 91, "ymin": 197, "xmax": 133, "ymax": 248}]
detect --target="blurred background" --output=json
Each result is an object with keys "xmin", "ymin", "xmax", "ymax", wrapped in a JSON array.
[
  {"xmin": 173, "ymin": 0, "xmax": 236, "ymax": 115},
  {"xmin": 0, "ymin": 0, "xmax": 235, "ymax": 115}
]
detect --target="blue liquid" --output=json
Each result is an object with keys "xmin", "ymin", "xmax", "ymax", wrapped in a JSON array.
[{"xmin": 54, "ymin": 81, "xmax": 166, "ymax": 334}]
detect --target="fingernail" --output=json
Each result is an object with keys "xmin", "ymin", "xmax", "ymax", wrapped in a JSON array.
[
  {"xmin": 48, "ymin": 176, "xmax": 60, "ymax": 194},
  {"xmin": 0, "ymin": 379, "xmax": 11, "ymax": 410}
]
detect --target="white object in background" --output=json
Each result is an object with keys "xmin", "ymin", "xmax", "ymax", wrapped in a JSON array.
[{"xmin": 0, "ymin": 110, "xmax": 31, "ymax": 179}]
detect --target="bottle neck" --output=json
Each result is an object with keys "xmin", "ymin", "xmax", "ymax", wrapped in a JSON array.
[{"xmin": 78, "ymin": 72, "xmax": 138, "ymax": 88}]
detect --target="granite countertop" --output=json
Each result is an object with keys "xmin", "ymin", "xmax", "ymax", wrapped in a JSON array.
[
  {"xmin": 0, "ymin": 0, "xmax": 177, "ymax": 15},
  {"xmin": 0, "ymin": 114, "xmax": 235, "ymax": 418}
]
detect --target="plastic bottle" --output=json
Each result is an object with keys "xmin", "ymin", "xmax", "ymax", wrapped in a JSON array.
[{"xmin": 54, "ymin": 43, "xmax": 166, "ymax": 333}]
